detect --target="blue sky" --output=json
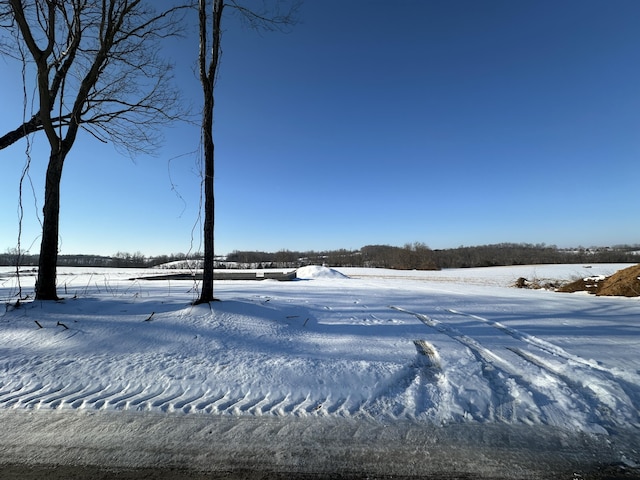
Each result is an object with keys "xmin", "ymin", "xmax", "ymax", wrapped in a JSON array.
[{"xmin": 1, "ymin": 0, "xmax": 639, "ymax": 257}]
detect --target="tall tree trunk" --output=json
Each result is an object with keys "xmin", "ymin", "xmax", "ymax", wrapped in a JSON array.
[
  {"xmin": 35, "ymin": 147, "xmax": 67, "ymax": 300},
  {"xmin": 193, "ymin": 0, "xmax": 295, "ymax": 304},
  {"xmin": 199, "ymin": 91, "xmax": 215, "ymax": 302},
  {"xmin": 195, "ymin": 0, "xmax": 223, "ymax": 304}
]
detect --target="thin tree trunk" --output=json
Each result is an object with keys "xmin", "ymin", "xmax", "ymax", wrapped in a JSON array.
[
  {"xmin": 195, "ymin": 0, "xmax": 223, "ymax": 304},
  {"xmin": 35, "ymin": 147, "xmax": 67, "ymax": 300},
  {"xmin": 194, "ymin": 0, "xmax": 294, "ymax": 303},
  {"xmin": 199, "ymin": 92, "xmax": 215, "ymax": 302}
]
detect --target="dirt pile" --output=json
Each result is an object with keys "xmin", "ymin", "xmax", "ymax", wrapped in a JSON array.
[
  {"xmin": 597, "ymin": 263, "xmax": 640, "ymax": 297},
  {"xmin": 558, "ymin": 264, "xmax": 640, "ymax": 297}
]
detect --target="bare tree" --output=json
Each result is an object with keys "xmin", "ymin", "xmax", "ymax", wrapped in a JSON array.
[
  {"xmin": 194, "ymin": 0, "xmax": 299, "ymax": 304},
  {"xmin": 195, "ymin": 0, "xmax": 222, "ymax": 304},
  {"xmin": 2, "ymin": 1, "xmax": 186, "ymax": 300}
]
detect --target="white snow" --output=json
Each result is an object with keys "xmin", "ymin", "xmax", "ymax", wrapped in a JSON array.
[
  {"xmin": 296, "ymin": 264, "xmax": 348, "ymax": 279},
  {"xmin": 1, "ymin": 263, "xmax": 639, "ymax": 476}
]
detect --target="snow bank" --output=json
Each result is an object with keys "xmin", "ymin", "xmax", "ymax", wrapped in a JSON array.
[{"xmin": 296, "ymin": 265, "xmax": 349, "ymax": 279}]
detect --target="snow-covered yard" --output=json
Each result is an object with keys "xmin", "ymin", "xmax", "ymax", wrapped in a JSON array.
[{"xmin": 1, "ymin": 264, "xmax": 639, "ymax": 478}]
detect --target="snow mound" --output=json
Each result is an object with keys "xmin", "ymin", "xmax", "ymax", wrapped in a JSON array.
[{"xmin": 296, "ymin": 265, "xmax": 349, "ymax": 279}]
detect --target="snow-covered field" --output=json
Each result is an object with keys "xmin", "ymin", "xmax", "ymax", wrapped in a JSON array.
[{"xmin": 1, "ymin": 263, "xmax": 639, "ymax": 478}]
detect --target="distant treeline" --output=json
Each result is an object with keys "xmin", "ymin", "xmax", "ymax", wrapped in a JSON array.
[
  {"xmin": 0, "ymin": 251, "xmax": 200, "ymax": 269},
  {"xmin": 225, "ymin": 243, "xmax": 640, "ymax": 270},
  {"xmin": 2, "ymin": 243, "xmax": 638, "ymax": 270}
]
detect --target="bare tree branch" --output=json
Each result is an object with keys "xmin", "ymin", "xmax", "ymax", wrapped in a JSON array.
[
  {"xmin": 0, "ymin": 0, "xmax": 190, "ymax": 155},
  {"xmin": 1, "ymin": 0, "xmax": 191, "ymax": 300},
  {"xmin": 226, "ymin": 0, "xmax": 301, "ymax": 33}
]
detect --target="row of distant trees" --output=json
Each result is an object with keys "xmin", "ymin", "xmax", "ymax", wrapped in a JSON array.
[
  {"xmin": 225, "ymin": 243, "xmax": 640, "ymax": 270},
  {"xmin": 0, "ymin": 250, "xmax": 202, "ymax": 269},
  {"xmin": 5, "ymin": 242, "xmax": 636, "ymax": 271},
  {"xmin": 226, "ymin": 243, "xmax": 438, "ymax": 270}
]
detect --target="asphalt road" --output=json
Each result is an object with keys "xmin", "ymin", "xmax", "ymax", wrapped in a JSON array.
[{"xmin": 1, "ymin": 409, "xmax": 638, "ymax": 479}]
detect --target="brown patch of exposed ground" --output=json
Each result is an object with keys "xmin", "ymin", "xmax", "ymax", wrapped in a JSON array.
[{"xmin": 558, "ymin": 264, "xmax": 640, "ymax": 297}]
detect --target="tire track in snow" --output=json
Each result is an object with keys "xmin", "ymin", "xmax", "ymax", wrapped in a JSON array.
[
  {"xmin": 151, "ymin": 386, "xmax": 186, "ymax": 411},
  {"xmin": 324, "ymin": 396, "xmax": 349, "ymax": 415},
  {"xmin": 366, "ymin": 364, "xmax": 417, "ymax": 418},
  {"xmin": 235, "ymin": 392, "xmax": 272, "ymax": 415},
  {"xmin": 20, "ymin": 383, "xmax": 66, "ymax": 408},
  {"xmin": 412, "ymin": 340, "xmax": 455, "ymax": 421},
  {"xmin": 444, "ymin": 308, "xmax": 639, "ymax": 382},
  {"xmin": 35, "ymin": 383, "xmax": 88, "ymax": 409},
  {"xmin": 256, "ymin": 393, "xmax": 287, "ymax": 415},
  {"xmin": 0, "ymin": 382, "xmax": 28, "ymax": 401},
  {"xmin": 0, "ymin": 382, "xmax": 45, "ymax": 407},
  {"xmin": 391, "ymin": 305, "xmax": 640, "ymax": 432},
  {"xmin": 232, "ymin": 393, "xmax": 265, "ymax": 414},
  {"xmin": 172, "ymin": 387, "xmax": 207, "ymax": 412},
  {"xmin": 445, "ymin": 307, "xmax": 640, "ymax": 427},
  {"xmin": 364, "ymin": 340, "xmax": 452, "ymax": 421},
  {"xmin": 107, "ymin": 385, "xmax": 145, "ymax": 409},
  {"xmin": 390, "ymin": 306, "xmax": 568, "ymax": 425},
  {"xmin": 283, "ymin": 393, "xmax": 314, "ymax": 415},
  {"xmin": 66, "ymin": 384, "xmax": 108, "ymax": 408},
  {"xmin": 509, "ymin": 346, "xmax": 640, "ymax": 431},
  {"xmin": 0, "ymin": 381, "xmax": 350, "ymax": 417},
  {"xmin": 127, "ymin": 385, "xmax": 166, "ymax": 410},
  {"xmin": 194, "ymin": 391, "xmax": 226, "ymax": 413},
  {"xmin": 83, "ymin": 383, "xmax": 125, "ymax": 409}
]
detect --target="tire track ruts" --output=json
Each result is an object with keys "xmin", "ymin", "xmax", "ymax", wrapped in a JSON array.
[
  {"xmin": 390, "ymin": 306, "xmax": 554, "ymax": 423},
  {"xmin": 150, "ymin": 386, "xmax": 186, "ymax": 411},
  {"xmin": 36, "ymin": 384, "xmax": 88, "ymax": 409},
  {"xmin": 83, "ymin": 384, "xmax": 124, "ymax": 409},
  {"xmin": 509, "ymin": 346, "xmax": 640, "ymax": 431},
  {"xmin": 67, "ymin": 384, "xmax": 108, "ymax": 408},
  {"xmin": 173, "ymin": 387, "xmax": 206, "ymax": 412},
  {"xmin": 108, "ymin": 385, "xmax": 145, "ymax": 409},
  {"xmin": 127, "ymin": 386, "xmax": 166, "ymax": 409},
  {"xmin": 0, "ymin": 382, "xmax": 46, "ymax": 407},
  {"xmin": 445, "ymin": 307, "xmax": 640, "ymax": 419},
  {"xmin": 444, "ymin": 308, "xmax": 639, "ymax": 382}
]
